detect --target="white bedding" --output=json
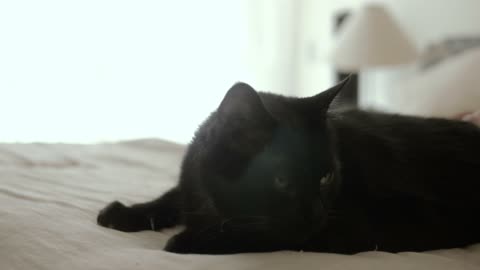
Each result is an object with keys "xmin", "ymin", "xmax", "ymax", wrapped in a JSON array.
[{"xmin": 1, "ymin": 139, "xmax": 480, "ymax": 270}]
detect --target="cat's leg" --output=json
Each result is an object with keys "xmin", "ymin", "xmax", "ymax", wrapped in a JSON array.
[
  {"xmin": 164, "ymin": 230, "xmax": 247, "ymax": 254},
  {"xmin": 164, "ymin": 229, "xmax": 287, "ymax": 254},
  {"xmin": 97, "ymin": 187, "xmax": 181, "ymax": 232}
]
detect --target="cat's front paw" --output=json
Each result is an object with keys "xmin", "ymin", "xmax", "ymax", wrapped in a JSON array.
[
  {"xmin": 164, "ymin": 232, "xmax": 194, "ymax": 254},
  {"xmin": 97, "ymin": 201, "xmax": 148, "ymax": 232}
]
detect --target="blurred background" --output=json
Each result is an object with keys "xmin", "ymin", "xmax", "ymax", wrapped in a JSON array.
[{"xmin": 1, "ymin": 0, "xmax": 480, "ymax": 144}]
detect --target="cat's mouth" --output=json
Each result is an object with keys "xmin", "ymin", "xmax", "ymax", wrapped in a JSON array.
[{"xmin": 320, "ymin": 172, "xmax": 334, "ymax": 185}]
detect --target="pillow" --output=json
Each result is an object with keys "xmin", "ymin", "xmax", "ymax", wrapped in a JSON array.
[
  {"xmin": 386, "ymin": 48, "xmax": 480, "ymax": 119},
  {"xmin": 453, "ymin": 111, "xmax": 480, "ymax": 126}
]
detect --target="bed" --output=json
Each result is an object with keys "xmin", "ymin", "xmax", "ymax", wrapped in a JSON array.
[{"xmin": 2, "ymin": 138, "xmax": 480, "ymax": 270}]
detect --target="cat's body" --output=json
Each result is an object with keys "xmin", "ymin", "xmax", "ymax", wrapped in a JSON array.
[
  {"xmin": 311, "ymin": 110, "xmax": 480, "ymax": 253},
  {"xmin": 97, "ymin": 80, "xmax": 480, "ymax": 254}
]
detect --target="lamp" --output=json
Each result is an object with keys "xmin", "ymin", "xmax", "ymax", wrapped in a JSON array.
[
  {"xmin": 333, "ymin": 4, "xmax": 417, "ymax": 70},
  {"xmin": 332, "ymin": 4, "xmax": 417, "ymax": 108}
]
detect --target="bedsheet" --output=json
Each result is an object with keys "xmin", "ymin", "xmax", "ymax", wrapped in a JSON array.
[{"xmin": 1, "ymin": 139, "xmax": 479, "ymax": 270}]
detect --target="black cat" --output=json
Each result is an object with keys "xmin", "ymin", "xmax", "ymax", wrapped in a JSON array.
[{"xmin": 97, "ymin": 78, "xmax": 480, "ymax": 254}]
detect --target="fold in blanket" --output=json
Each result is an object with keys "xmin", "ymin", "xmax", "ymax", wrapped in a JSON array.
[{"xmin": 1, "ymin": 139, "xmax": 480, "ymax": 270}]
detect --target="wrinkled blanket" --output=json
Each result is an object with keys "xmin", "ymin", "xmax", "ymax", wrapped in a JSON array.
[{"xmin": 1, "ymin": 139, "xmax": 479, "ymax": 270}]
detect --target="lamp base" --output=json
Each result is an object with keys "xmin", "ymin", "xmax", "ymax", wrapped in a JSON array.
[{"xmin": 336, "ymin": 72, "xmax": 358, "ymax": 107}]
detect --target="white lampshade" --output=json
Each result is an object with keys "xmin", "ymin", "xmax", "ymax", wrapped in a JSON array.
[{"xmin": 332, "ymin": 4, "xmax": 417, "ymax": 71}]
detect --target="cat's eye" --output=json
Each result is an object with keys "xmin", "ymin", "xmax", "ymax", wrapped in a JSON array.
[
  {"xmin": 274, "ymin": 176, "xmax": 288, "ymax": 189},
  {"xmin": 320, "ymin": 173, "xmax": 333, "ymax": 186}
]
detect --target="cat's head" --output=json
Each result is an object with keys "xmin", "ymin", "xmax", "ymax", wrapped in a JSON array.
[{"xmin": 181, "ymin": 78, "xmax": 350, "ymax": 246}]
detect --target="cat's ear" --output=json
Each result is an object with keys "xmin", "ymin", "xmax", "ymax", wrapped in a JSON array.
[
  {"xmin": 310, "ymin": 75, "xmax": 352, "ymax": 113},
  {"xmin": 218, "ymin": 82, "xmax": 274, "ymax": 125},
  {"xmin": 216, "ymin": 83, "xmax": 276, "ymax": 154}
]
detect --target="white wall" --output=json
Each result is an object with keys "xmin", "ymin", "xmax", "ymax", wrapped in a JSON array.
[
  {"xmin": 0, "ymin": 0, "xmax": 306, "ymax": 144},
  {"xmin": 245, "ymin": 0, "xmax": 300, "ymax": 95},
  {"xmin": 0, "ymin": 1, "xmax": 247, "ymax": 143},
  {"xmin": 2, "ymin": 0, "xmax": 479, "ymax": 143},
  {"xmin": 0, "ymin": 1, "xmax": 239, "ymax": 143}
]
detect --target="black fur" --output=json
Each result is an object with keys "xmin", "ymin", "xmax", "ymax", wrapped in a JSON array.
[{"xmin": 97, "ymin": 79, "xmax": 480, "ymax": 254}]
